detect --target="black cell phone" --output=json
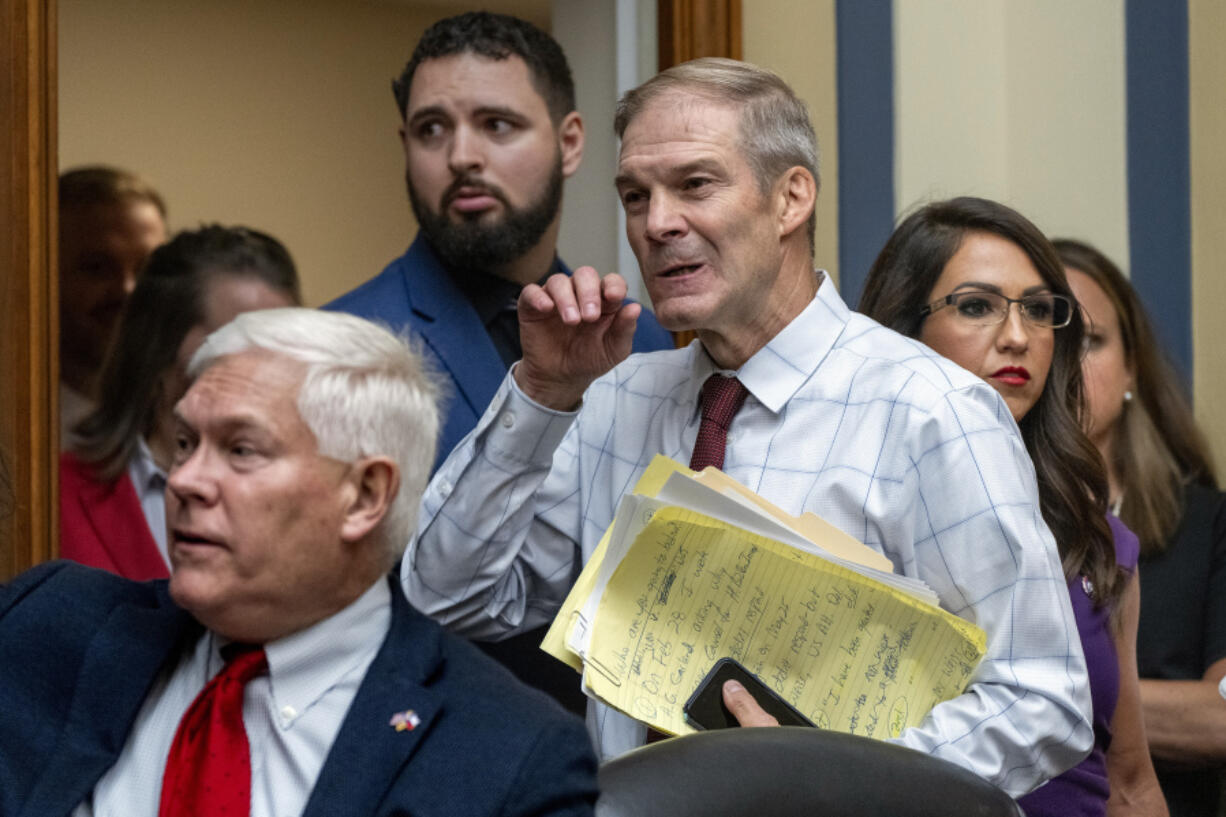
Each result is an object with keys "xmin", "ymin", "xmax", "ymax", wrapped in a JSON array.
[{"xmin": 683, "ymin": 657, "xmax": 815, "ymax": 730}]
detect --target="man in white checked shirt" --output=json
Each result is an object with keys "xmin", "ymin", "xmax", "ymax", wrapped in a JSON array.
[{"xmin": 405, "ymin": 57, "xmax": 1093, "ymax": 797}]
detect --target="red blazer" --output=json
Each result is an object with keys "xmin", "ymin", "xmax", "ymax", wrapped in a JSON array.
[{"xmin": 59, "ymin": 452, "xmax": 169, "ymax": 580}]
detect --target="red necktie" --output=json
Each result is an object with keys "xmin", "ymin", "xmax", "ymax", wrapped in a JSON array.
[
  {"xmin": 159, "ymin": 644, "xmax": 268, "ymax": 817},
  {"xmin": 690, "ymin": 374, "xmax": 749, "ymax": 472}
]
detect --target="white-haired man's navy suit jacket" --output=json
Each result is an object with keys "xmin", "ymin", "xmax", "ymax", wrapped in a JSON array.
[
  {"xmin": 0, "ymin": 562, "xmax": 597, "ymax": 817},
  {"xmin": 326, "ymin": 236, "xmax": 674, "ymax": 474}
]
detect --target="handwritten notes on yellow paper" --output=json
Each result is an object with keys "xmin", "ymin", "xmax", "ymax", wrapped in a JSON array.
[
  {"xmin": 541, "ymin": 455, "xmax": 986, "ymax": 740},
  {"xmin": 579, "ymin": 507, "xmax": 985, "ymax": 738},
  {"xmin": 541, "ymin": 458, "xmax": 686, "ymax": 673}
]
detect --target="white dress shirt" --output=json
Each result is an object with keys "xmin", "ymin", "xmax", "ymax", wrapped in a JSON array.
[
  {"xmin": 405, "ymin": 277, "xmax": 1092, "ymax": 797},
  {"xmin": 128, "ymin": 437, "xmax": 169, "ymax": 568},
  {"xmin": 74, "ymin": 579, "xmax": 391, "ymax": 817}
]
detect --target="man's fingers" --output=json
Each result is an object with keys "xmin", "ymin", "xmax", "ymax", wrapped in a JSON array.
[
  {"xmin": 536, "ymin": 269, "xmax": 627, "ymax": 326},
  {"xmin": 598, "ymin": 271, "xmax": 629, "ymax": 313},
  {"xmin": 722, "ymin": 680, "xmax": 780, "ymax": 728},
  {"xmin": 541, "ymin": 273, "xmax": 583, "ymax": 324},
  {"xmin": 518, "ymin": 283, "xmax": 557, "ymax": 320},
  {"xmin": 607, "ymin": 302, "xmax": 640, "ymax": 358},
  {"xmin": 570, "ymin": 266, "xmax": 605, "ymax": 321}
]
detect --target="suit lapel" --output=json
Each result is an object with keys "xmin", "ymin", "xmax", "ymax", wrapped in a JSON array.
[
  {"xmin": 303, "ymin": 578, "xmax": 445, "ymax": 817},
  {"xmin": 401, "ymin": 238, "xmax": 509, "ymax": 417},
  {"xmin": 23, "ymin": 582, "xmax": 197, "ymax": 817}
]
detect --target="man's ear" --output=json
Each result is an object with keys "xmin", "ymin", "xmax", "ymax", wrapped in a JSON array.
[
  {"xmin": 775, "ymin": 166, "xmax": 817, "ymax": 241},
  {"xmin": 339, "ymin": 457, "xmax": 399, "ymax": 545},
  {"xmin": 558, "ymin": 111, "xmax": 585, "ymax": 178}
]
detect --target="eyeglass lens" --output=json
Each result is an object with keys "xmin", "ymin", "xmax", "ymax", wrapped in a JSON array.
[{"xmin": 950, "ymin": 292, "xmax": 1070, "ymax": 327}]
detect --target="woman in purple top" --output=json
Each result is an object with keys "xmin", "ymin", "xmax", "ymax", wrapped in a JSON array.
[
  {"xmin": 1021, "ymin": 514, "xmax": 1141, "ymax": 814},
  {"xmin": 859, "ymin": 197, "xmax": 1166, "ymax": 816}
]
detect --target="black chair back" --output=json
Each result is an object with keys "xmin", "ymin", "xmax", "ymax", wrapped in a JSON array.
[{"xmin": 596, "ymin": 727, "xmax": 1024, "ymax": 817}]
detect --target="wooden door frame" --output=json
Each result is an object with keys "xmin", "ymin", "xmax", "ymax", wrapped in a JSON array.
[
  {"xmin": 657, "ymin": 0, "xmax": 741, "ymax": 69},
  {"xmin": 1, "ymin": 0, "xmax": 57, "ymax": 580}
]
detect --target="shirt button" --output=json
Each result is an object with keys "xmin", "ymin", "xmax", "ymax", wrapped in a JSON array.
[
  {"xmin": 281, "ymin": 705, "xmax": 297, "ymax": 723},
  {"xmin": 437, "ymin": 478, "xmax": 453, "ymax": 497},
  {"xmin": 500, "ymin": 412, "xmax": 515, "ymax": 429}
]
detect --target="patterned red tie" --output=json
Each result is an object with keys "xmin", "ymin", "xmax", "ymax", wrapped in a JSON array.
[
  {"xmin": 159, "ymin": 644, "xmax": 267, "ymax": 817},
  {"xmin": 690, "ymin": 374, "xmax": 749, "ymax": 471}
]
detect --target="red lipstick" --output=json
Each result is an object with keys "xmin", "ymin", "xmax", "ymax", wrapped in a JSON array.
[{"xmin": 991, "ymin": 366, "xmax": 1030, "ymax": 386}]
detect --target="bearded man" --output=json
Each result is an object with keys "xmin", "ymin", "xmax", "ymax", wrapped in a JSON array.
[
  {"xmin": 328, "ymin": 11, "xmax": 670, "ymax": 472},
  {"xmin": 326, "ymin": 11, "xmax": 671, "ymax": 714}
]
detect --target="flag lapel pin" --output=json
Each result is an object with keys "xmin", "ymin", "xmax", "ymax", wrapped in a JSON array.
[{"xmin": 389, "ymin": 710, "xmax": 421, "ymax": 732}]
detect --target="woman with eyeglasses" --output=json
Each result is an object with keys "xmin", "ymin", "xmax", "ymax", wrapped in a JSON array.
[
  {"xmin": 1056, "ymin": 238, "xmax": 1226, "ymax": 817},
  {"xmin": 859, "ymin": 197, "xmax": 1165, "ymax": 816}
]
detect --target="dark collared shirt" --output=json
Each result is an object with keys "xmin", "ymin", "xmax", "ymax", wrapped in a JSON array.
[{"xmin": 455, "ymin": 259, "xmax": 564, "ymax": 368}]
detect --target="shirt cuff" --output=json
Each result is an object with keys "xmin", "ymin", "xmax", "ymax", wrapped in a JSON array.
[{"xmin": 480, "ymin": 364, "xmax": 579, "ymax": 467}]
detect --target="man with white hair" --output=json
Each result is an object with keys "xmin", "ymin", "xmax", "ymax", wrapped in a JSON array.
[{"xmin": 0, "ymin": 308, "xmax": 597, "ymax": 816}]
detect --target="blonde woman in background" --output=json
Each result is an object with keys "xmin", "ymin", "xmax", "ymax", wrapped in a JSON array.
[{"xmin": 1056, "ymin": 239, "xmax": 1226, "ymax": 817}]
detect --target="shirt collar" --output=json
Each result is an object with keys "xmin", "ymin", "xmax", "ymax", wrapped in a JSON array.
[
  {"xmin": 211, "ymin": 578, "xmax": 392, "ymax": 725},
  {"xmin": 687, "ymin": 271, "xmax": 847, "ymax": 416},
  {"xmin": 130, "ymin": 436, "xmax": 168, "ymax": 492},
  {"xmin": 456, "ymin": 257, "xmax": 564, "ymax": 327}
]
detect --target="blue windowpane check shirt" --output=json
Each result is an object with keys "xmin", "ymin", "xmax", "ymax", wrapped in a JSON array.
[{"xmin": 405, "ymin": 276, "xmax": 1092, "ymax": 797}]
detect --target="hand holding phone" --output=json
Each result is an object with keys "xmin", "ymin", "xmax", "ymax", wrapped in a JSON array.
[{"xmin": 683, "ymin": 657, "xmax": 815, "ymax": 730}]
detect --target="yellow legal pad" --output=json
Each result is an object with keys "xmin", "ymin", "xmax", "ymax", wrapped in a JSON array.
[{"xmin": 542, "ymin": 455, "xmax": 986, "ymax": 739}]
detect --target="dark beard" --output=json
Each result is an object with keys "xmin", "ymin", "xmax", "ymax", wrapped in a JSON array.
[{"xmin": 407, "ymin": 158, "xmax": 564, "ymax": 279}]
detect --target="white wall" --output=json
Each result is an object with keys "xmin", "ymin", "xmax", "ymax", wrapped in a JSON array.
[
  {"xmin": 552, "ymin": 0, "xmax": 620, "ymax": 279},
  {"xmin": 743, "ymin": 0, "xmax": 840, "ymax": 282},
  {"xmin": 1190, "ymin": 0, "xmax": 1226, "ymax": 466},
  {"xmin": 552, "ymin": 0, "xmax": 654, "ymax": 303},
  {"xmin": 894, "ymin": 0, "xmax": 1129, "ymax": 267},
  {"xmin": 894, "ymin": 1, "xmax": 1009, "ymax": 207}
]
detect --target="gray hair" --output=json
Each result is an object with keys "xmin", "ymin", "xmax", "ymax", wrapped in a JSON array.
[
  {"xmin": 188, "ymin": 308, "xmax": 439, "ymax": 566},
  {"xmin": 615, "ymin": 57, "xmax": 820, "ymax": 253}
]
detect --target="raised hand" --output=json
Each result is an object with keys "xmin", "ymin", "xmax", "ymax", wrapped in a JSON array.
[{"xmin": 514, "ymin": 266, "xmax": 641, "ymax": 411}]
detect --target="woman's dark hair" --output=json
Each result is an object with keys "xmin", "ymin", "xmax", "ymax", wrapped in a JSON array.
[
  {"xmin": 1055, "ymin": 238, "xmax": 1217, "ymax": 554},
  {"xmin": 73, "ymin": 225, "xmax": 301, "ymax": 480},
  {"xmin": 858, "ymin": 197, "xmax": 1122, "ymax": 607}
]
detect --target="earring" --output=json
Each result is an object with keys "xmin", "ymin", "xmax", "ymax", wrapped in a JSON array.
[{"xmin": 1123, "ymin": 390, "xmax": 1133, "ymax": 402}]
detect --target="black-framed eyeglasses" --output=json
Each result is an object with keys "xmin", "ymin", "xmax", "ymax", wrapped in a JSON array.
[{"xmin": 919, "ymin": 290, "xmax": 1073, "ymax": 329}]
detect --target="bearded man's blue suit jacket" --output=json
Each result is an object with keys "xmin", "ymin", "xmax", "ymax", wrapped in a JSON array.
[
  {"xmin": 0, "ymin": 562, "xmax": 597, "ymax": 817},
  {"xmin": 325, "ymin": 236, "xmax": 675, "ymax": 473}
]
